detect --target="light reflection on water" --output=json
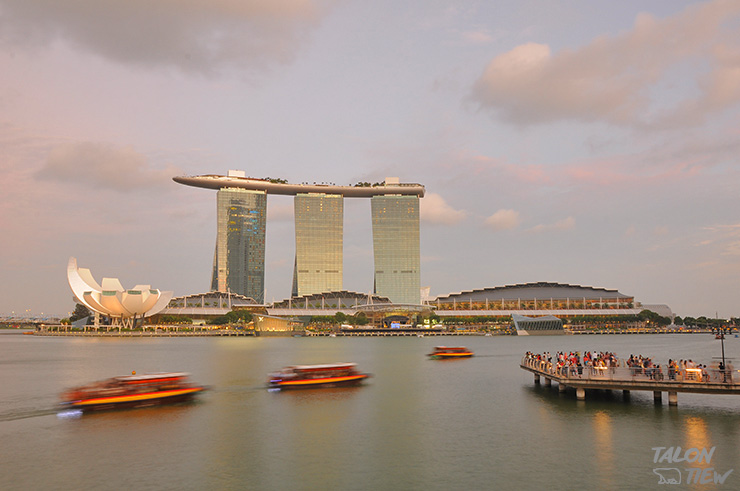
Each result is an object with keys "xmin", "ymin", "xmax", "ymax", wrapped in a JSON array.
[
  {"xmin": 0, "ymin": 333, "xmax": 738, "ymax": 489},
  {"xmin": 593, "ymin": 411, "xmax": 615, "ymax": 485}
]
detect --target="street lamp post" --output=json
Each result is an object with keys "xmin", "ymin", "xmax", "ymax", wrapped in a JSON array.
[{"xmin": 711, "ymin": 326, "xmax": 731, "ymax": 383}]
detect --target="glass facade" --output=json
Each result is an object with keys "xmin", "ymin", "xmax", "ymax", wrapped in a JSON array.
[
  {"xmin": 292, "ymin": 193, "xmax": 343, "ymax": 296},
  {"xmin": 211, "ymin": 188, "xmax": 266, "ymax": 303},
  {"xmin": 371, "ymin": 195, "xmax": 420, "ymax": 304}
]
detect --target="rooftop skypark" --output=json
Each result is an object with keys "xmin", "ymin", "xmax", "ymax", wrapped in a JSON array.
[{"xmin": 173, "ymin": 171, "xmax": 425, "ymax": 198}]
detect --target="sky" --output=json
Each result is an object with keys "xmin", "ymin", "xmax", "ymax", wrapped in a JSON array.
[{"xmin": 1, "ymin": 0, "xmax": 739, "ymax": 319}]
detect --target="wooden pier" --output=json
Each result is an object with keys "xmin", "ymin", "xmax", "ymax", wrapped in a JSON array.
[
  {"xmin": 521, "ymin": 357, "xmax": 740, "ymax": 406},
  {"xmin": 307, "ymin": 328, "xmax": 485, "ymax": 337}
]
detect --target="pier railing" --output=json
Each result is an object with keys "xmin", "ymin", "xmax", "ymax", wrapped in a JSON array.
[{"xmin": 521, "ymin": 357, "xmax": 737, "ymax": 385}]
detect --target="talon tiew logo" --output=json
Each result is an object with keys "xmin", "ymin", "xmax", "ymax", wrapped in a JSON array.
[{"xmin": 652, "ymin": 447, "xmax": 733, "ymax": 485}]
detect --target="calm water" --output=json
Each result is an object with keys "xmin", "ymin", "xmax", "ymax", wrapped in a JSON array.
[{"xmin": 1, "ymin": 333, "xmax": 738, "ymax": 490}]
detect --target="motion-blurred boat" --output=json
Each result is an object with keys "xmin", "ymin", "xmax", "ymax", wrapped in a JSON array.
[
  {"xmin": 428, "ymin": 346, "xmax": 474, "ymax": 359},
  {"xmin": 268, "ymin": 363, "xmax": 370, "ymax": 390},
  {"xmin": 60, "ymin": 372, "xmax": 206, "ymax": 412}
]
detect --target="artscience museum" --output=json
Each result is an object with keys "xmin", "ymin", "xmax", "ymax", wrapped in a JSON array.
[{"xmin": 67, "ymin": 257, "xmax": 173, "ymax": 328}]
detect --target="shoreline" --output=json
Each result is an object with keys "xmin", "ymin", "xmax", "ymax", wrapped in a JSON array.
[{"xmin": 23, "ymin": 328, "xmax": 718, "ymax": 338}]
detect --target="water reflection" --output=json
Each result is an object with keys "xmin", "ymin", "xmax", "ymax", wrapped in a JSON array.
[
  {"xmin": 683, "ymin": 416, "xmax": 711, "ymax": 473},
  {"xmin": 269, "ymin": 385, "xmax": 366, "ymax": 404},
  {"xmin": 593, "ymin": 411, "xmax": 615, "ymax": 485}
]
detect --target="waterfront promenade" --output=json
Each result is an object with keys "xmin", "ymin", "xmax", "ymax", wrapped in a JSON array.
[
  {"xmin": 521, "ymin": 355, "xmax": 740, "ymax": 406},
  {"xmin": 32, "ymin": 327, "xmax": 255, "ymax": 337}
]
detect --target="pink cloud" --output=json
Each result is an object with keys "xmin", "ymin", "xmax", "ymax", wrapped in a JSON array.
[
  {"xmin": 702, "ymin": 223, "xmax": 740, "ymax": 256},
  {"xmin": 470, "ymin": 1, "xmax": 740, "ymax": 127},
  {"xmin": 470, "ymin": 155, "xmax": 551, "ymax": 184},
  {"xmin": 461, "ymin": 30, "xmax": 495, "ymax": 45},
  {"xmin": 420, "ymin": 193, "xmax": 466, "ymax": 225},
  {"xmin": 527, "ymin": 216, "xmax": 575, "ymax": 234},
  {"xmin": 484, "ymin": 209, "xmax": 520, "ymax": 231}
]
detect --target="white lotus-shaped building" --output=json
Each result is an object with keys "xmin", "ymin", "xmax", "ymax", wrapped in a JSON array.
[{"xmin": 67, "ymin": 257, "xmax": 173, "ymax": 324}]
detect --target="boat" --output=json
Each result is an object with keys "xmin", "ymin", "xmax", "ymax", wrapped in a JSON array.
[
  {"xmin": 428, "ymin": 346, "xmax": 474, "ymax": 359},
  {"xmin": 60, "ymin": 372, "xmax": 207, "ymax": 412},
  {"xmin": 268, "ymin": 363, "xmax": 370, "ymax": 390}
]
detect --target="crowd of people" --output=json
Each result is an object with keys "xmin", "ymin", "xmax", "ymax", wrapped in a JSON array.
[
  {"xmin": 524, "ymin": 350, "xmax": 619, "ymax": 377},
  {"xmin": 666, "ymin": 359, "xmax": 713, "ymax": 382},
  {"xmin": 523, "ymin": 351, "xmax": 730, "ymax": 383},
  {"xmin": 625, "ymin": 354, "xmax": 663, "ymax": 380}
]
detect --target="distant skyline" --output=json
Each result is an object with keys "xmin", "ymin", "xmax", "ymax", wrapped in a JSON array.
[{"xmin": 1, "ymin": 1, "xmax": 739, "ymax": 318}]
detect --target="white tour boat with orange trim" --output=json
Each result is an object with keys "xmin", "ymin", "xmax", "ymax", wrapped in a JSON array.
[
  {"xmin": 428, "ymin": 346, "xmax": 474, "ymax": 359},
  {"xmin": 268, "ymin": 363, "xmax": 370, "ymax": 390},
  {"xmin": 60, "ymin": 372, "xmax": 207, "ymax": 412}
]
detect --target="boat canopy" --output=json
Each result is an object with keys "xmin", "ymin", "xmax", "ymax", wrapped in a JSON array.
[
  {"xmin": 114, "ymin": 372, "xmax": 189, "ymax": 383},
  {"xmin": 286, "ymin": 363, "xmax": 357, "ymax": 372}
]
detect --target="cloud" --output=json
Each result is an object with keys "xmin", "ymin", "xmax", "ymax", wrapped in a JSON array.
[
  {"xmin": 470, "ymin": 155, "xmax": 551, "ymax": 184},
  {"xmin": 0, "ymin": 0, "xmax": 330, "ymax": 75},
  {"xmin": 484, "ymin": 209, "xmax": 520, "ymax": 231},
  {"xmin": 702, "ymin": 223, "xmax": 740, "ymax": 256},
  {"xmin": 528, "ymin": 216, "xmax": 575, "ymax": 233},
  {"xmin": 470, "ymin": 1, "xmax": 740, "ymax": 127},
  {"xmin": 654, "ymin": 226, "xmax": 669, "ymax": 236},
  {"xmin": 36, "ymin": 141, "xmax": 180, "ymax": 192},
  {"xmin": 420, "ymin": 193, "xmax": 466, "ymax": 225},
  {"xmin": 461, "ymin": 29, "xmax": 495, "ymax": 45},
  {"xmin": 722, "ymin": 241, "xmax": 740, "ymax": 256}
]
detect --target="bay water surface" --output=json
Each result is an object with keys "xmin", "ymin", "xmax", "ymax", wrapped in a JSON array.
[{"xmin": 1, "ymin": 333, "xmax": 738, "ymax": 490}]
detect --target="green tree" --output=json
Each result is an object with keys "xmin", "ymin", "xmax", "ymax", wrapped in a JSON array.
[
  {"xmin": 638, "ymin": 309, "xmax": 671, "ymax": 326},
  {"xmin": 211, "ymin": 310, "xmax": 253, "ymax": 325},
  {"xmin": 159, "ymin": 315, "xmax": 192, "ymax": 324},
  {"xmin": 69, "ymin": 303, "xmax": 91, "ymax": 322}
]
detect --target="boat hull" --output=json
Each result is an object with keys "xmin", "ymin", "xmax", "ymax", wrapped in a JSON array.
[
  {"xmin": 62, "ymin": 387, "xmax": 207, "ymax": 412},
  {"xmin": 269, "ymin": 374, "xmax": 369, "ymax": 390},
  {"xmin": 429, "ymin": 353, "xmax": 473, "ymax": 359}
]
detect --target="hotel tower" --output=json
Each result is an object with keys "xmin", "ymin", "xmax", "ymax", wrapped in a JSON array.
[
  {"xmin": 371, "ymin": 195, "xmax": 421, "ymax": 304},
  {"xmin": 174, "ymin": 172, "xmax": 424, "ymax": 304},
  {"xmin": 211, "ymin": 187, "xmax": 266, "ymax": 303},
  {"xmin": 292, "ymin": 193, "xmax": 343, "ymax": 297}
]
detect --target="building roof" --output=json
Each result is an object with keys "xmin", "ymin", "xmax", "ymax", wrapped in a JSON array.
[
  {"xmin": 173, "ymin": 175, "xmax": 425, "ymax": 198},
  {"xmin": 273, "ymin": 290, "xmax": 391, "ymax": 308},
  {"xmin": 434, "ymin": 282, "xmax": 632, "ymax": 302},
  {"xmin": 161, "ymin": 291, "xmax": 259, "ymax": 316}
]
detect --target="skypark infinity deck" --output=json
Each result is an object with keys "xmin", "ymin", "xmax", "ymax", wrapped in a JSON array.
[{"xmin": 173, "ymin": 175, "xmax": 425, "ymax": 197}]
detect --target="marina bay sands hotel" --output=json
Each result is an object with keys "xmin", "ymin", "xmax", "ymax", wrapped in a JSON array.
[{"xmin": 174, "ymin": 171, "xmax": 425, "ymax": 305}]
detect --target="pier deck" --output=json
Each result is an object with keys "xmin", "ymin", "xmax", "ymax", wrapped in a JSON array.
[{"xmin": 521, "ymin": 357, "xmax": 740, "ymax": 406}]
